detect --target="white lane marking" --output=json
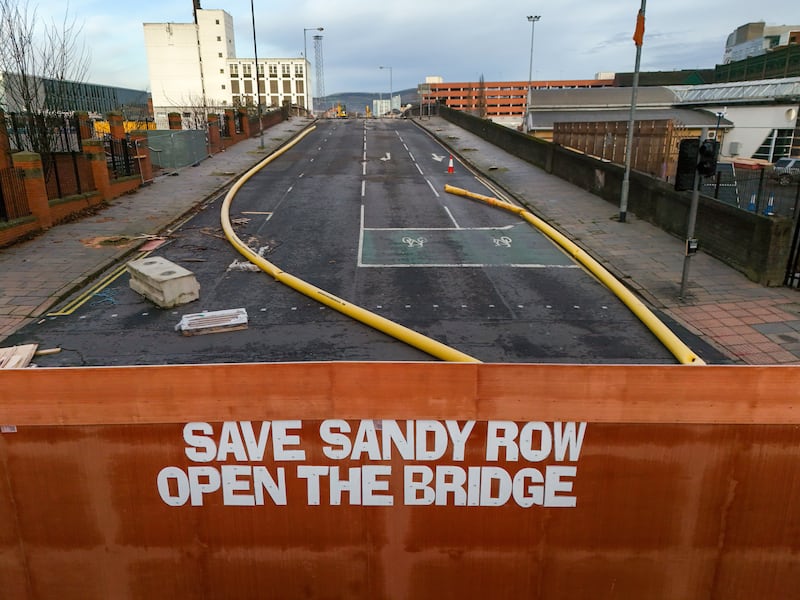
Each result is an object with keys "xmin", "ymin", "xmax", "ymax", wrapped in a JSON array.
[
  {"xmin": 361, "ymin": 180, "xmax": 366, "ymax": 197},
  {"xmin": 287, "ymin": 186, "xmax": 293, "ymax": 193},
  {"xmin": 408, "ymin": 152, "xmax": 416, "ymax": 162},
  {"xmin": 444, "ymin": 206, "xmax": 461, "ymax": 229},
  {"xmin": 426, "ymin": 179, "xmax": 440, "ymax": 196},
  {"xmin": 403, "ymin": 144, "xmax": 409, "ymax": 151},
  {"xmin": 357, "ymin": 203, "xmax": 366, "ymax": 268},
  {"xmin": 415, "ymin": 163, "xmax": 424, "ymax": 176},
  {"xmin": 359, "ymin": 263, "xmax": 580, "ymax": 269},
  {"xmin": 298, "ymin": 172, "xmax": 304, "ymax": 178},
  {"xmin": 362, "ymin": 161, "xmax": 367, "ymax": 176},
  {"xmin": 363, "ymin": 225, "xmax": 516, "ymax": 231}
]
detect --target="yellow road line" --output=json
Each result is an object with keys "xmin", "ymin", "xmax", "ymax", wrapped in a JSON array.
[{"xmin": 47, "ymin": 251, "xmax": 151, "ymax": 316}]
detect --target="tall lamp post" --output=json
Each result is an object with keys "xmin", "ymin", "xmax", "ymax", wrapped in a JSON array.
[
  {"xmin": 304, "ymin": 27, "xmax": 323, "ymax": 115},
  {"xmin": 380, "ymin": 65, "xmax": 392, "ymax": 116},
  {"xmin": 250, "ymin": 0, "xmax": 264, "ymax": 148},
  {"xmin": 526, "ymin": 15, "xmax": 541, "ymax": 134}
]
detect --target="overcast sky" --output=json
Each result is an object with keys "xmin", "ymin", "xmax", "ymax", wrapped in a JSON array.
[{"xmin": 28, "ymin": 0, "xmax": 799, "ymax": 96}]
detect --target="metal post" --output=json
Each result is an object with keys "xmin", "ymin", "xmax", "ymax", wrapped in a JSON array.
[
  {"xmin": 680, "ymin": 127, "xmax": 708, "ymax": 299},
  {"xmin": 526, "ymin": 15, "xmax": 540, "ymax": 134},
  {"xmin": 619, "ymin": 0, "xmax": 646, "ymax": 223},
  {"xmin": 250, "ymin": 0, "xmax": 264, "ymax": 148}
]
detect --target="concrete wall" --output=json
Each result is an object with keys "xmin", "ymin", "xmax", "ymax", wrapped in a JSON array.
[{"xmin": 440, "ymin": 106, "xmax": 793, "ymax": 286}]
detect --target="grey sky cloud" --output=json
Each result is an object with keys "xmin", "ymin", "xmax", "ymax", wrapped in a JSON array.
[{"xmin": 27, "ymin": 0, "xmax": 800, "ymax": 94}]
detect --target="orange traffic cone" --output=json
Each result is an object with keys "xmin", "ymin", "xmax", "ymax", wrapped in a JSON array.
[{"xmin": 447, "ymin": 155, "xmax": 455, "ymax": 174}]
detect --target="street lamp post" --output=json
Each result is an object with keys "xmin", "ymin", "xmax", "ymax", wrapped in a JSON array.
[
  {"xmin": 380, "ymin": 66, "xmax": 392, "ymax": 116},
  {"xmin": 526, "ymin": 15, "xmax": 540, "ymax": 134},
  {"xmin": 304, "ymin": 27, "xmax": 323, "ymax": 115},
  {"xmin": 250, "ymin": 0, "xmax": 264, "ymax": 148}
]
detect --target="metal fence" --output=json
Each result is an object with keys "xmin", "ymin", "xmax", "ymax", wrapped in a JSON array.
[
  {"xmin": 145, "ymin": 130, "xmax": 208, "ymax": 171},
  {"xmin": 0, "ymin": 167, "xmax": 30, "ymax": 222},
  {"xmin": 4, "ymin": 112, "xmax": 82, "ymax": 154},
  {"xmin": 103, "ymin": 136, "xmax": 141, "ymax": 180},
  {"xmin": 702, "ymin": 165, "xmax": 800, "ymax": 219}
]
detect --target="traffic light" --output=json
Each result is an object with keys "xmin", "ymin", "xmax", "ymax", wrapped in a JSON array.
[
  {"xmin": 675, "ymin": 138, "xmax": 698, "ymax": 191},
  {"xmin": 697, "ymin": 139, "xmax": 719, "ymax": 177}
]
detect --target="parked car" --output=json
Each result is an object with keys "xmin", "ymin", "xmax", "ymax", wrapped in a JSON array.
[{"xmin": 769, "ymin": 157, "xmax": 800, "ymax": 186}]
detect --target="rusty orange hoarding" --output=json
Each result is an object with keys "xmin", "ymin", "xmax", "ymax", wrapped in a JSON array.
[{"xmin": 1, "ymin": 363, "xmax": 799, "ymax": 599}]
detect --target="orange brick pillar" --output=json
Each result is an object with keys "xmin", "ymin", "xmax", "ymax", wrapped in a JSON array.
[
  {"xmin": 75, "ymin": 111, "xmax": 94, "ymax": 143},
  {"xmin": 107, "ymin": 111, "xmax": 125, "ymax": 140},
  {"xmin": 82, "ymin": 140, "xmax": 111, "ymax": 201},
  {"xmin": 207, "ymin": 113, "xmax": 221, "ymax": 154},
  {"xmin": 223, "ymin": 109, "xmax": 235, "ymax": 141},
  {"xmin": 168, "ymin": 112, "xmax": 183, "ymax": 130},
  {"xmin": 238, "ymin": 108, "xmax": 251, "ymax": 138},
  {"xmin": 128, "ymin": 131, "xmax": 153, "ymax": 184},
  {"xmin": 11, "ymin": 151, "xmax": 51, "ymax": 228}
]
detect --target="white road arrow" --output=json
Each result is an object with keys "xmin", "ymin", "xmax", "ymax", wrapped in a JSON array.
[
  {"xmin": 380, "ymin": 152, "xmax": 392, "ymax": 161},
  {"xmin": 432, "ymin": 154, "xmax": 445, "ymax": 162}
]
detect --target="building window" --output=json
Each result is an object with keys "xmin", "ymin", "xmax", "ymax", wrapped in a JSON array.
[
  {"xmin": 753, "ymin": 129, "xmax": 795, "ymax": 162},
  {"xmin": 295, "ymin": 64, "xmax": 304, "ymax": 77},
  {"xmin": 243, "ymin": 63, "xmax": 252, "ymax": 77},
  {"xmin": 219, "ymin": 69, "xmax": 224, "ymax": 74},
  {"xmin": 215, "ymin": 19, "xmax": 219, "ymax": 24},
  {"xmin": 269, "ymin": 64, "xmax": 277, "ymax": 77},
  {"xmin": 282, "ymin": 64, "xmax": 290, "ymax": 77},
  {"xmin": 230, "ymin": 64, "xmax": 238, "ymax": 76},
  {"xmin": 221, "ymin": 84, "xmax": 226, "ymax": 90},
  {"xmin": 258, "ymin": 64, "xmax": 264, "ymax": 75},
  {"xmin": 217, "ymin": 36, "xmax": 221, "ymax": 42},
  {"xmin": 218, "ymin": 52, "xmax": 222, "ymax": 58}
]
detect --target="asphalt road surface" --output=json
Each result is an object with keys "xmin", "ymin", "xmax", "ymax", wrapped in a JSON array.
[{"xmin": 9, "ymin": 119, "xmax": 696, "ymax": 366}]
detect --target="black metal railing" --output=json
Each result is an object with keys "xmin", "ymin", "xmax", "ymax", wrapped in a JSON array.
[
  {"xmin": 5, "ymin": 111, "xmax": 82, "ymax": 154},
  {"xmin": 103, "ymin": 135, "xmax": 140, "ymax": 180},
  {"xmin": 0, "ymin": 167, "xmax": 30, "ymax": 222}
]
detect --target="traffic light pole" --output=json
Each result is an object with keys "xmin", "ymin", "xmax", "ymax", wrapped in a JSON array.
[{"xmin": 679, "ymin": 127, "xmax": 708, "ymax": 299}]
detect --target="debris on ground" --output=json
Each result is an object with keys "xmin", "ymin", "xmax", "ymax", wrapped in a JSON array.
[
  {"xmin": 174, "ymin": 308, "xmax": 249, "ymax": 336},
  {"xmin": 0, "ymin": 344, "xmax": 38, "ymax": 368}
]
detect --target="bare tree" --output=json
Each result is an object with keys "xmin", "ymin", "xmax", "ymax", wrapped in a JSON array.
[{"xmin": 0, "ymin": 0, "xmax": 90, "ymax": 155}]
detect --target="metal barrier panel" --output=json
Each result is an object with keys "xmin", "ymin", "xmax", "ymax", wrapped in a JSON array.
[
  {"xmin": 145, "ymin": 130, "xmax": 208, "ymax": 171},
  {"xmin": 1, "ymin": 363, "xmax": 799, "ymax": 599}
]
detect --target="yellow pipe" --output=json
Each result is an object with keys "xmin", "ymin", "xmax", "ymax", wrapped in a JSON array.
[
  {"xmin": 444, "ymin": 184, "xmax": 705, "ymax": 366},
  {"xmin": 221, "ymin": 127, "xmax": 480, "ymax": 363}
]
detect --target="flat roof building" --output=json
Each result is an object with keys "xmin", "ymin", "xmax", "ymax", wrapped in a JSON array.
[{"xmin": 144, "ymin": 7, "xmax": 311, "ymax": 129}]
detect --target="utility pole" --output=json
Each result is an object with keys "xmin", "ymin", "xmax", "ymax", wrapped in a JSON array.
[
  {"xmin": 679, "ymin": 128, "xmax": 708, "ymax": 299},
  {"xmin": 525, "ymin": 15, "xmax": 540, "ymax": 134},
  {"xmin": 619, "ymin": 0, "xmax": 646, "ymax": 223},
  {"xmin": 250, "ymin": 0, "xmax": 263, "ymax": 148}
]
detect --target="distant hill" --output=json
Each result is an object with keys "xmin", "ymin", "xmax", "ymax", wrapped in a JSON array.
[{"xmin": 315, "ymin": 88, "xmax": 418, "ymax": 114}]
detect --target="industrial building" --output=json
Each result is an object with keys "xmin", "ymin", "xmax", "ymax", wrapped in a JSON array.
[{"xmin": 0, "ymin": 72, "xmax": 150, "ymax": 120}]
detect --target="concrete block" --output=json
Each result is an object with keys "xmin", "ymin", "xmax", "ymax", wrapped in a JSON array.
[{"xmin": 127, "ymin": 256, "xmax": 200, "ymax": 308}]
